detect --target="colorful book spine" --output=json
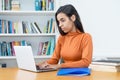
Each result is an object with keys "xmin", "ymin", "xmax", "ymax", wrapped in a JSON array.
[
  {"xmin": 0, "ymin": 20, "xmax": 2, "ymax": 33},
  {"xmin": 41, "ymin": 41, "xmax": 49, "ymax": 55},
  {"xmin": 0, "ymin": 40, "xmax": 31, "ymax": 56},
  {"xmin": 8, "ymin": 21, "xmax": 13, "ymax": 33},
  {"xmin": 0, "ymin": 0, "xmax": 2, "ymax": 10},
  {"xmin": 31, "ymin": 22, "xmax": 41, "ymax": 33},
  {"xmin": 34, "ymin": 22, "xmax": 42, "ymax": 33},
  {"xmin": 49, "ymin": 18, "xmax": 53, "ymax": 33},
  {"xmin": 0, "ymin": 42, "xmax": 1, "ymax": 56},
  {"xmin": 35, "ymin": 0, "xmax": 40, "ymax": 11},
  {"xmin": 42, "ymin": 0, "xmax": 46, "ymax": 10},
  {"xmin": 17, "ymin": 21, "xmax": 23, "ymax": 34},
  {"xmin": 11, "ymin": 0, "xmax": 20, "ymax": 11},
  {"xmin": 2, "ymin": 0, "xmax": 5, "ymax": 10},
  {"xmin": 1, "ymin": 41, "xmax": 7, "ymax": 56},
  {"xmin": 6, "ymin": 42, "xmax": 12, "ymax": 56},
  {"xmin": 50, "ymin": 38, "xmax": 55, "ymax": 55},
  {"xmin": 37, "ymin": 42, "xmax": 44, "ymax": 55},
  {"xmin": 35, "ymin": 0, "xmax": 54, "ymax": 11},
  {"xmin": 45, "ymin": 41, "xmax": 51, "ymax": 55},
  {"xmin": 0, "ymin": 18, "xmax": 55, "ymax": 34},
  {"xmin": 39, "ymin": 0, "xmax": 42, "ymax": 10}
]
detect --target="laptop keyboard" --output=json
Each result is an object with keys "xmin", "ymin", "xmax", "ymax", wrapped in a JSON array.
[{"xmin": 36, "ymin": 65, "xmax": 56, "ymax": 71}]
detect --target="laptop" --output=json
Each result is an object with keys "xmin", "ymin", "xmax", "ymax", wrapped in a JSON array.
[{"xmin": 14, "ymin": 46, "xmax": 56, "ymax": 72}]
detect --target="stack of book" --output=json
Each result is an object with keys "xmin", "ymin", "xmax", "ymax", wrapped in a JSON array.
[
  {"xmin": 35, "ymin": 0, "xmax": 54, "ymax": 11},
  {"xmin": 37, "ymin": 38, "xmax": 55, "ymax": 56},
  {"xmin": 0, "ymin": 40, "xmax": 30, "ymax": 56},
  {"xmin": 11, "ymin": 0, "xmax": 20, "ymax": 11},
  {"xmin": 90, "ymin": 59, "xmax": 120, "ymax": 72},
  {"xmin": 0, "ymin": 18, "xmax": 55, "ymax": 34}
]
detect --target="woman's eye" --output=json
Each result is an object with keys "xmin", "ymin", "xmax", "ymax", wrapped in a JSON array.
[{"xmin": 61, "ymin": 19, "xmax": 65, "ymax": 22}]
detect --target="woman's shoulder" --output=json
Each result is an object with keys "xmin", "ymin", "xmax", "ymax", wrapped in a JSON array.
[
  {"xmin": 81, "ymin": 33, "xmax": 92, "ymax": 39},
  {"xmin": 58, "ymin": 35, "xmax": 65, "ymax": 40},
  {"xmin": 56, "ymin": 35, "xmax": 66, "ymax": 45},
  {"xmin": 82, "ymin": 33, "xmax": 92, "ymax": 36}
]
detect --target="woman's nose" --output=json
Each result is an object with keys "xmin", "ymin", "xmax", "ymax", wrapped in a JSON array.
[{"xmin": 59, "ymin": 23, "xmax": 62, "ymax": 27}]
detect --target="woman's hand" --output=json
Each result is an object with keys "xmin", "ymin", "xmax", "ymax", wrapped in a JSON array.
[
  {"xmin": 46, "ymin": 64, "xmax": 61, "ymax": 70},
  {"xmin": 36, "ymin": 61, "xmax": 50, "ymax": 69},
  {"xmin": 36, "ymin": 62, "xmax": 61, "ymax": 70}
]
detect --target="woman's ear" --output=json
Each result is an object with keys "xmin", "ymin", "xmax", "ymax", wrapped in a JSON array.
[{"xmin": 70, "ymin": 15, "xmax": 76, "ymax": 22}]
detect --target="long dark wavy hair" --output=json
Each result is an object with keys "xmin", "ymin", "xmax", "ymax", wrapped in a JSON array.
[{"xmin": 55, "ymin": 4, "xmax": 85, "ymax": 36}]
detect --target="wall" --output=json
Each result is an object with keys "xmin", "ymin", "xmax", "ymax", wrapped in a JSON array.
[{"xmin": 58, "ymin": 0, "xmax": 120, "ymax": 58}]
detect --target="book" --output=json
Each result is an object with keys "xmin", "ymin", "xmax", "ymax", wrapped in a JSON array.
[
  {"xmin": 49, "ymin": 38, "xmax": 55, "ymax": 55},
  {"xmin": 51, "ymin": 20, "xmax": 55, "ymax": 33},
  {"xmin": 45, "ymin": 20, "xmax": 49, "ymax": 33},
  {"xmin": 5, "ymin": 0, "xmax": 12, "ymax": 10},
  {"xmin": 34, "ymin": 22, "xmax": 42, "ymax": 33},
  {"xmin": 37, "ymin": 42, "xmax": 44, "ymax": 55},
  {"xmin": 31, "ymin": 22, "xmax": 41, "ymax": 33},
  {"xmin": 42, "ymin": 0, "xmax": 46, "ymax": 10},
  {"xmin": 11, "ymin": 0, "xmax": 20, "ymax": 11},
  {"xmin": 30, "ymin": 23, "xmax": 37, "ymax": 33},
  {"xmin": 35, "ymin": 0, "xmax": 39, "ymax": 11},
  {"xmin": 90, "ymin": 59, "xmax": 120, "ymax": 72},
  {"xmin": 0, "ymin": 20, "xmax": 2, "ymax": 33},
  {"xmin": 49, "ymin": 0, "xmax": 54, "ymax": 11},
  {"xmin": 22, "ymin": 21, "xmax": 28, "ymax": 33},
  {"xmin": 6, "ymin": 42, "xmax": 12, "ymax": 56},
  {"xmin": 17, "ymin": 22, "xmax": 23, "ymax": 34},
  {"xmin": 1, "ymin": 0, "xmax": 5, "ymax": 10},
  {"xmin": 22, "ymin": 21, "xmax": 32, "ymax": 33},
  {"xmin": 92, "ymin": 60, "xmax": 120, "ymax": 66},
  {"xmin": 48, "ymin": 18, "xmax": 53, "ymax": 33},
  {"xmin": 45, "ymin": 41, "xmax": 51, "ymax": 55},
  {"xmin": 20, "ymin": 40, "xmax": 27, "ymax": 46},
  {"xmin": 90, "ymin": 64, "xmax": 120, "ymax": 72},
  {"xmin": 57, "ymin": 68, "xmax": 91, "ymax": 76},
  {"xmin": 8, "ymin": 21, "xmax": 13, "ymax": 33},
  {"xmin": 0, "ymin": 42, "xmax": 1, "ymax": 56},
  {"xmin": 0, "ymin": 0, "xmax": 2, "ymax": 11},
  {"xmin": 1, "ymin": 41, "xmax": 7, "ymax": 56},
  {"xmin": 41, "ymin": 41, "xmax": 49, "ymax": 55}
]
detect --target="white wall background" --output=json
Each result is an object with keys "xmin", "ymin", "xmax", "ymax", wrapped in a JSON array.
[{"xmin": 58, "ymin": 0, "xmax": 120, "ymax": 57}]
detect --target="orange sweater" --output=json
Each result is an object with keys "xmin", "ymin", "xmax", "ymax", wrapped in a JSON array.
[{"xmin": 47, "ymin": 31, "xmax": 93, "ymax": 68}]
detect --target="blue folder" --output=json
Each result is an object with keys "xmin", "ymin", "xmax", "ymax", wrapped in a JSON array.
[{"xmin": 57, "ymin": 68, "xmax": 91, "ymax": 76}]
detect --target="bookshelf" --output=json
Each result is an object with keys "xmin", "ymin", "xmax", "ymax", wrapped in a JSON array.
[
  {"xmin": 0, "ymin": 0, "xmax": 59, "ymax": 67},
  {"xmin": 0, "ymin": 55, "xmax": 52, "ymax": 59}
]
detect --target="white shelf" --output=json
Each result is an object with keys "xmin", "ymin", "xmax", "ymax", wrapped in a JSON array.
[
  {"xmin": 0, "ymin": 55, "xmax": 52, "ymax": 59},
  {"xmin": 0, "ymin": 56, "xmax": 16, "ymax": 59},
  {"xmin": 34, "ymin": 55, "xmax": 52, "ymax": 58},
  {"xmin": 0, "ymin": 33, "xmax": 56, "ymax": 37},
  {"xmin": 0, "ymin": 0, "xmax": 57, "ymax": 67},
  {"xmin": 0, "ymin": 11, "xmax": 56, "ymax": 16}
]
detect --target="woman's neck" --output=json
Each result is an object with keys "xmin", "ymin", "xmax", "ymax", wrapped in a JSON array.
[{"xmin": 69, "ymin": 25, "xmax": 77, "ymax": 32}]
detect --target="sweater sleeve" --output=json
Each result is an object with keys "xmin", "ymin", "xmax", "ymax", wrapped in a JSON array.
[
  {"xmin": 61, "ymin": 33, "xmax": 93, "ymax": 68},
  {"xmin": 47, "ymin": 36, "xmax": 62, "ymax": 64}
]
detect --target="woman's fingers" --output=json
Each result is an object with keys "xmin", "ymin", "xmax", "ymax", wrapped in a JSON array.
[{"xmin": 36, "ymin": 62, "xmax": 50, "ymax": 69}]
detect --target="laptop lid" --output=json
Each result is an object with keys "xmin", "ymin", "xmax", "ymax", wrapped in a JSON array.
[{"xmin": 14, "ymin": 46, "xmax": 37, "ymax": 72}]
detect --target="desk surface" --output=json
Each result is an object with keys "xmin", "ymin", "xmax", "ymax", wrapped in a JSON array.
[{"xmin": 0, "ymin": 68, "xmax": 120, "ymax": 80}]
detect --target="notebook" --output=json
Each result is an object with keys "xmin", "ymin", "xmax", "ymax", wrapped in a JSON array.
[
  {"xmin": 14, "ymin": 46, "xmax": 56, "ymax": 72},
  {"xmin": 57, "ymin": 68, "xmax": 91, "ymax": 76}
]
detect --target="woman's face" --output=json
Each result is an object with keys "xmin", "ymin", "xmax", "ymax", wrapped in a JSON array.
[{"xmin": 57, "ymin": 13, "xmax": 76, "ymax": 33}]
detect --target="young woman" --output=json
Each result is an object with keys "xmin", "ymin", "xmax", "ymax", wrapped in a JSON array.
[{"xmin": 37, "ymin": 4, "xmax": 93, "ymax": 69}]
